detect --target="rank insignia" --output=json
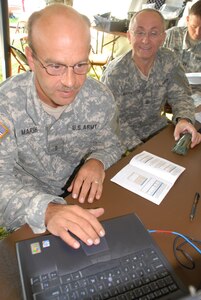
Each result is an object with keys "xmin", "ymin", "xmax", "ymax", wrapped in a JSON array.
[{"xmin": 0, "ymin": 122, "xmax": 9, "ymax": 140}]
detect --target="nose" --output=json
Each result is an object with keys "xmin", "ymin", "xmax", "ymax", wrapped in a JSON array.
[
  {"xmin": 141, "ymin": 33, "xmax": 150, "ymax": 43},
  {"xmin": 195, "ymin": 27, "xmax": 201, "ymax": 38},
  {"xmin": 60, "ymin": 67, "xmax": 76, "ymax": 87}
]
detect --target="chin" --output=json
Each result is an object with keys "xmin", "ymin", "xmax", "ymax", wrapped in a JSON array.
[
  {"xmin": 57, "ymin": 99, "xmax": 74, "ymax": 106},
  {"xmin": 54, "ymin": 94, "xmax": 74, "ymax": 105}
]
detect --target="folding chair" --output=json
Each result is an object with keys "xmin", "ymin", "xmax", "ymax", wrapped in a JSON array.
[
  {"xmin": 10, "ymin": 45, "xmax": 29, "ymax": 74},
  {"xmin": 89, "ymin": 51, "xmax": 110, "ymax": 80},
  {"xmin": 89, "ymin": 28, "xmax": 112, "ymax": 79},
  {"xmin": 11, "ymin": 20, "xmax": 28, "ymax": 51}
]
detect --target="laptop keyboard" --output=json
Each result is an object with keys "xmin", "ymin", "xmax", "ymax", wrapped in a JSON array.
[{"xmin": 30, "ymin": 247, "xmax": 180, "ymax": 300}]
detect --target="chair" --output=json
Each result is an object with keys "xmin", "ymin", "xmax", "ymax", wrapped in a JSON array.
[
  {"xmin": 10, "ymin": 20, "xmax": 28, "ymax": 51},
  {"xmin": 10, "ymin": 45, "xmax": 29, "ymax": 74},
  {"xmin": 89, "ymin": 51, "xmax": 110, "ymax": 80},
  {"xmin": 89, "ymin": 28, "xmax": 112, "ymax": 79}
]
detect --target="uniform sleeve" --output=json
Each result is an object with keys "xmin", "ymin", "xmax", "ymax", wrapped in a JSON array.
[
  {"xmin": 86, "ymin": 89, "xmax": 125, "ymax": 168},
  {"xmin": 101, "ymin": 64, "xmax": 144, "ymax": 150},
  {"xmin": 0, "ymin": 114, "xmax": 65, "ymax": 234},
  {"xmin": 165, "ymin": 61, "xmax": 195, "ymax": 124},
  {"xmin": 163, "ymin": 28, "xmax": 172, "ymax": 48},
  {"xmin": 101, "ymin": 61, "xmax": 119, "ymax": 93}
]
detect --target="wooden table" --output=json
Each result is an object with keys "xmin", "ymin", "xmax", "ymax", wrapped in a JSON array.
[{"xmin": 1, "ymin": 124, "xmax": 201, "ymax": 299}]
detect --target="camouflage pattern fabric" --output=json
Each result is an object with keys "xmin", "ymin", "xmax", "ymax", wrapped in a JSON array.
[
  {"xmin": 101, "ymin": 48, "xmax": 195, "ymax": 150},
  {"xmin": 164, "ymin": 26, "xmax": 201, "ymax": 93},
  {"xmin": 0, "ymin": 72, "xmax": 123, "ymax": 234}
]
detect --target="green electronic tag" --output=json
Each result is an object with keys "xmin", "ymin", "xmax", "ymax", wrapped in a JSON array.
[{"xmin": 172, "ymin": 133, "xmax": 192, "ymax": 156}]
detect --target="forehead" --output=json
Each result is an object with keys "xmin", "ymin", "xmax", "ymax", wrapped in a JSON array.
[
  {"xmin": 133, "ymin": 11, "xmax": 164, "ymax": 29},
  {"xmin": 188, "ymin": 14, "xmax": 201, "ymax": 26},
  {"xmin": 32, "ymin": 15, "xmax": 90, "ymax": 60}
]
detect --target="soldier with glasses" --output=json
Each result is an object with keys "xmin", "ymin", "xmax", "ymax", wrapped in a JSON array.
[
  {"xmin": 0, "ymin": 4, "xmax": 123, "ymax": 248},
  {"xmin": 101, "ymin": 8, "xmax": 201, "ymax": 152}
]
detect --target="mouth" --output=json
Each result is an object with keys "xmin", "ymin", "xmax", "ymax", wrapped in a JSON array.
[
  {"xmin": 139, "ymin": 47, "xmax": 151, "ymax": 53},
  {"xmin": 58, "ymin": 89, "xmax": 76, "ymax": 97},
  {"xmin": 140, "ymin": 45, "xmax": 151, "ymax": 50}
]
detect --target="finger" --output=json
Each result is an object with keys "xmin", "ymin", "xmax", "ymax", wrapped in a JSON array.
[
  {"xmin": 95, "ymin": 181, "xmax": 103, "ymax": 200},
  {"xmin": 87, "ymin": 181, "xmax": 103, "ymax": 203},
  {"xmin": 173, "ymin": 126, "xmax": 180, "ymax": 141},
  {"xmin": 65, "ymin": 215, "xmax": 104, "ymax": 246},
  {"xmin": 59, "ymin": 227, "xmax": 81, "ymax": 249},
  {"xmin": 77, "ymin": 178, "xmax": 92, "ymax": 203},
  {"xmin": 70, "ymin": 177, "xmax": 84, "ymax": 200},
  {"xmin": 88, "ymin": 207, "xmax": 105, "ymax": 219},
  {"xmin": 190, "ymin": 134, "xmax": 196, "ymax": 148},
  {"xmin": 59, "ymin": 224, "xmax": 99, "ymax": 248},
  {"xmin": 191, "ymin": 133, "xmax": 199, "ymax": 148},
  {"xmin": 67, "ymin": 180, "xmax": 73, "ymax": 192},
  {"xmin": 82, "ymin": 207, "xmax": 105, "ymax": 238},
  {"xmin": 72, "ymin": 206, "xmax": 105, "ymax": 238},
  {"xmin": 189, "ymin": 128, "xmax": 200, "ymax": 148}
]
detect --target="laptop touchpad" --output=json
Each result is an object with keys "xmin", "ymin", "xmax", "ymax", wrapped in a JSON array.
[{"xmin": 81, "ymin": 236, "xmax": 109, "ymax": 256}]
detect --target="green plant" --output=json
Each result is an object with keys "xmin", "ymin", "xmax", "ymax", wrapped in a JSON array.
[{"xmin": 0, "ymin": 227, "xmax": 10, "ymax": 240}]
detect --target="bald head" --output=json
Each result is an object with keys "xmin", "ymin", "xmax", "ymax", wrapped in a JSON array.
[
  {"xmin": 27, "ymin": 4, "xmax": 91, "ymax": 53},
  {"xmin": 129, "ymin": 8, "xmax": 166, "ymax": 32}
]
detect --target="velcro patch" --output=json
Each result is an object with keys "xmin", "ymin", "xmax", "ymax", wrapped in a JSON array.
[{"xmin": 0, "ymin": 122, "xmax": 9, "ymax": 139}]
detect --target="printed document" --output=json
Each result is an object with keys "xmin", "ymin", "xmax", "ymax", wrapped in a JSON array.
[{"xmin": 111, "ymin": 151, "xmax": 185, "ymax": 205}]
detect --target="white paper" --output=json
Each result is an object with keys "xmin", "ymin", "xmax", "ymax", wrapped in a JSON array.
[
  {"xmin": 195, "ymin": 112, "xmax": 201, "ymax": 123},
  {"xmin": 185, "ymin": 73, "xmax": 201, "ymax": 85},
  {"xmin": 160, "ymin": 5, "xmax": 183, "ymax": 20},
  {"xmin": 192, "ymin": 93, "xmax": 201, "ymax": 108},
  {"xmin": 111, "ymin": 151, "xmax": 185, "ymax": 205}
]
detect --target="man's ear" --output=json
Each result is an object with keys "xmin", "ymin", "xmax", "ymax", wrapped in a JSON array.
[
  {"xmin": 25, "ymin": 46, "xmax": 35, "ymax": 71},
  {"xmin": 127, "ymin": 30, "xmax": 132, "ymax": 44},
  {"xmin": 160, "ymin": 31, "xmax": 166, "ymax": 46}
]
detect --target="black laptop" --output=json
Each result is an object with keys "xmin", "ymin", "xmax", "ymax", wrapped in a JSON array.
[{"xmin": 16, "ymin": 213, "xmax": 189, "ymax": 300}]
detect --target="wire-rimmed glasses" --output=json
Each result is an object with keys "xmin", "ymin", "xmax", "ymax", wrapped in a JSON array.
[
  {"xmin": 32, "ymin": 52, "xmax": 90, "ymax": 76},
  {"xmin": 129, "ymin": 30, "xmax": 164, "ymax": 40}
]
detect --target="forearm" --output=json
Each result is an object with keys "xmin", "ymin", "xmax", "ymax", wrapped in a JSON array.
[
  {"xmin": 87, "ymin": 107, "xmax": 124, "ymax": 168},
  {"xmin": 167, "ymin": 68, "xmax": 195, "ymax": 124},
  {"xmin": 171, "ymin": 92, "xmax": 195, "ymax": 125},
  {"xmin": 88, "ymin": 132, "xmax": 123, "ymax": 169},
  {"xmin": 0, "ymin": 176, "xmax": 65, "ymax": 233}
]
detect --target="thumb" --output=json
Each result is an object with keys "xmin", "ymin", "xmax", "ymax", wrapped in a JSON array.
[
  {"xmin": 174, "ymin": 126, "xmax": 180, "ymax": 141},
  {"xmin": 88, "ymin": 207, "xmax": 105, "ymax": 218}
]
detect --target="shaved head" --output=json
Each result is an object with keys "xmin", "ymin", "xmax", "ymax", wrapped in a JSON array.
[{"xmin": 27, "ymin": 4, "xmax": 91, "ymax": 53}]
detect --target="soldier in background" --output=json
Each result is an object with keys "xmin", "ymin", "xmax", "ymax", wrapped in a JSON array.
[
  {"xmin": 164, "ymin": 0, "xmax": 201, "ymax": 95},
  {"xmin": 0, "ymin": 4, "xmax": 123, "ymax": 248},
  {"xmin": 101, "ymin": 8, "xmax": 201, "ymax": 151}
]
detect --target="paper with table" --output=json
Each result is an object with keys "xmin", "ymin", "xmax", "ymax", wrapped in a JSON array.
[{"xmin": 111, "ymin": 151, "xmax": 185, "ymax": 205}]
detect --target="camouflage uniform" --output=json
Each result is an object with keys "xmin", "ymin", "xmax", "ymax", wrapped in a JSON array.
[
  {"xmin": 0, "ymin": 72, "xmax": 123, "ymax": 234},
  {"xmin": 101, "ymin": 48, "xmax": 195, "ymax": 150},
  {"xmin": 164, "ymin": 26, "xmax": 201, "ymax": 93}
]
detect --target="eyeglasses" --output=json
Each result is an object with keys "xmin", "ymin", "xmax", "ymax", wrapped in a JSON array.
[
  {"xmin": 32, "ymin": 53, "xmax": 90, "ymax": 76},
  {"xmin": 130, "ymin": 30, "xmax": 164, "ymax": 40}
]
